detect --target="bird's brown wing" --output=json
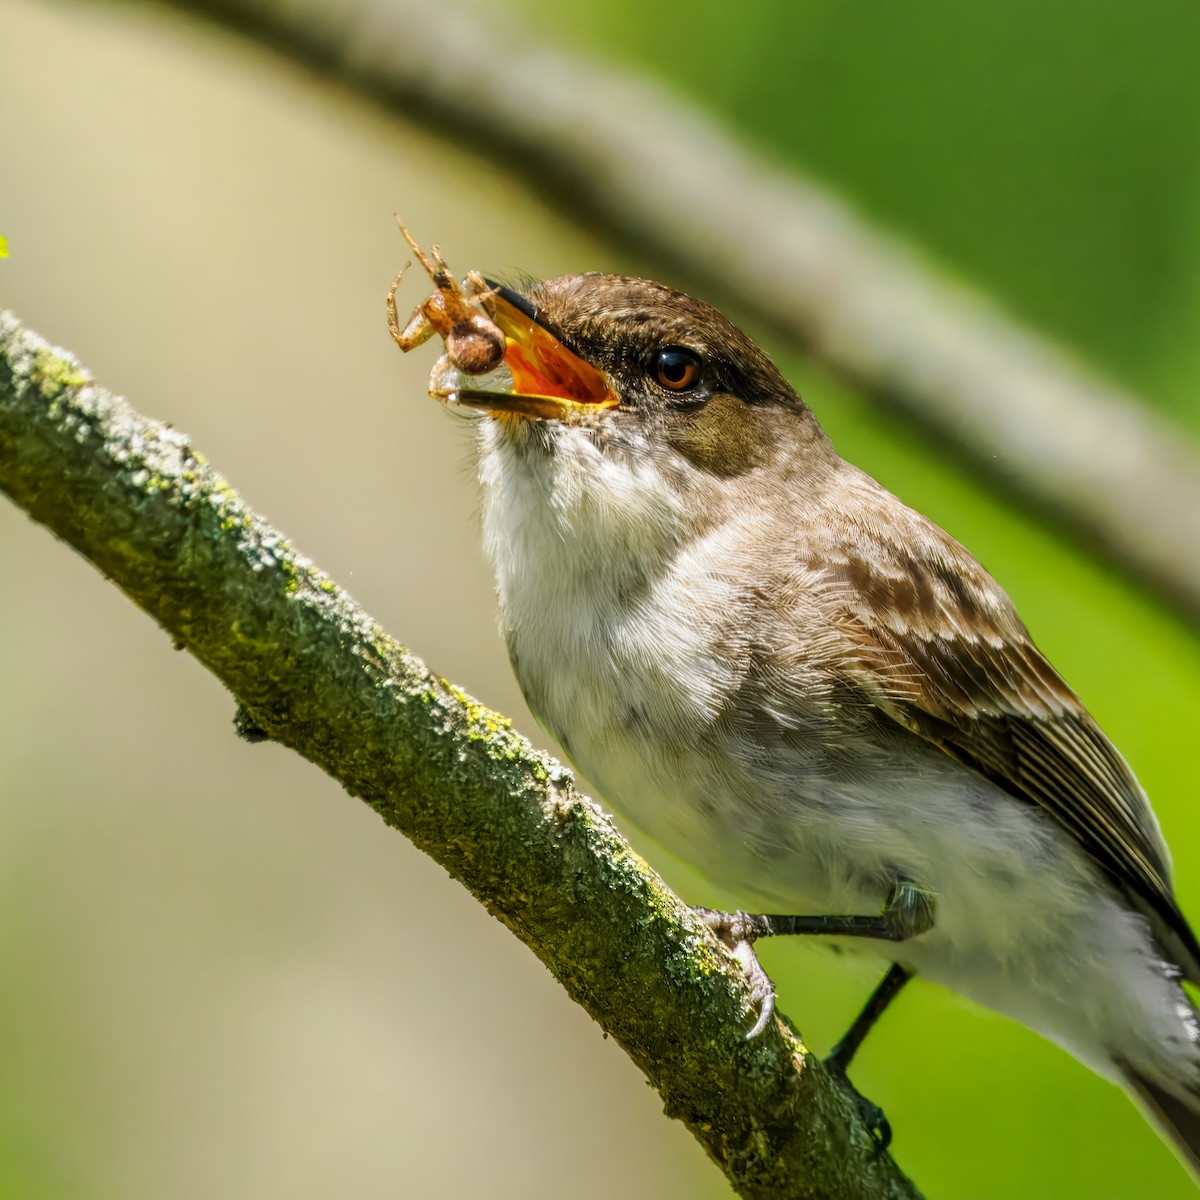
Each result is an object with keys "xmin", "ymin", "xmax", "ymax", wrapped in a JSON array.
[{"xmin": 812, "ymin": 492, "xmax": 1198, "ymax": 976}]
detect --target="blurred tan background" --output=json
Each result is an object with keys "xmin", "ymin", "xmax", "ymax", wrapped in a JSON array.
[{"xmin": 4, "ymin": 2, "xmax": 1200, "ymax": 1198}]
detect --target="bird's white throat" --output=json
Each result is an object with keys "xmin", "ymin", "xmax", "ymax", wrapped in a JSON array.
[{"xmin": 476, "ymin": 416, "xmax": 742, "ymax": 773}]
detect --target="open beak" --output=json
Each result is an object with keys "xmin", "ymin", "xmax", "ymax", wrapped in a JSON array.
[{"xmin": 429, "ymin": 285, "xmax": 619, "ymax": 420}]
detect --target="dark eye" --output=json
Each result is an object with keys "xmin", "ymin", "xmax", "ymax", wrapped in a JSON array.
[{"xmin": 652, "ymin": 346, "xmax": 703, "ymax": 392}]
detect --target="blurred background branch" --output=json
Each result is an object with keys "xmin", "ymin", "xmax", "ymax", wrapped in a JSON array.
[
  {"xmin": 176, "ymin": 0, "xmax": 1200, "ymax": 630},
  {"xmin": 0, "ymin": 311, "xmax": 923, "ymax": 1200}
]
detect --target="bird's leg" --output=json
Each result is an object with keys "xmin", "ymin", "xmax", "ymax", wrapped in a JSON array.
[
  {"xmin": 827, "ymin": 962, "xmax": 913, "ymax": 1074},
  {"xmin": 824, "ymin": 963, "xmax": 913, "ymax": 1151},
  {"xmin": 695, "ymin": 879, "xmax": 933, "ymax": 1026},
  {"xmin": 720, "ymin": 879, "xmax": 937, "ymax": 945},
  {"xmin": 696, "ymin": 884, "xmax": 929, "ymax": 1147},
  {"xmin": 694, "ymin": 878, "xmax": 933, "ymax": 1147}
]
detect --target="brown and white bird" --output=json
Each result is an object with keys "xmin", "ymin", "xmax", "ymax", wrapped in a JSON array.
[{"xmin": 395, "ymin": 262, "xmax": 1200, "ymax": 1176}]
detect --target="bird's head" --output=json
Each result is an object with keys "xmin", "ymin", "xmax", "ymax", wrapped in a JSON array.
[{"xmin": 441, "ymin": 274, "xmax": 834, "ymax": 501}]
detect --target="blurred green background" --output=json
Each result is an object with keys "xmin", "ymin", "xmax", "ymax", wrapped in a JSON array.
[{"xmin": 2, "ymin": 1, "xmax": 1199, "ymax": 1197}]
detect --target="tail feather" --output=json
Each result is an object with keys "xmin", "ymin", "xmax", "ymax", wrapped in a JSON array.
[{"xmin": 1121, "ymin": 1064, "xmax": 1200, "ymax": 1181}]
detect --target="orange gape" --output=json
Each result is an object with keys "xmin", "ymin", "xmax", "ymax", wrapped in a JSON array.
[{"xmin": 489, "ymin": 294, "xmax": 618, "ymax": 413}]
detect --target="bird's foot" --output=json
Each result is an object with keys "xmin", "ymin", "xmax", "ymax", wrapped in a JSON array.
[
  {"xmin": 692, "ymin": 906, "xmax": 777, "ymax": 1038},
  {"xmin": 824, "ymin": 1056, "xmax": 893, "ymax": 1152},
  {"xmin": 691, "ymin": 885, "xmax": 932, "ymax": 1042}
]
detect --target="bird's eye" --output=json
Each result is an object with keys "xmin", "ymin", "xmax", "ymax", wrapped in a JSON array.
[{"xmin": 652, "ymin": 346, "xmax": 703, "ymax": 392}]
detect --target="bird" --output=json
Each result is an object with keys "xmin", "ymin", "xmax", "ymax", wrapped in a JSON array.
[{"xmin": 396, "ymin": 261, "xmax": 1200, "ymax": 1177}]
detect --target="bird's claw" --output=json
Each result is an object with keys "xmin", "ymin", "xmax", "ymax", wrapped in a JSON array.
[
  {"xmin": 693, "ymin": 906, "xmax": 778, "ymax": 1038},
  {"xmin": 730, "ymin": 938, "xmax": 776, "ymax": 1038},
  {"xmin": 825, "ymin": 1058, "xmax": 893, "ymax": 1152}
]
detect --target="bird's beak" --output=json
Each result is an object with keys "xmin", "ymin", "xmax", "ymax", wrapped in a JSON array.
[{"xmin": 430, "ymin": 285, "xmax": 619, "ymax": 420}]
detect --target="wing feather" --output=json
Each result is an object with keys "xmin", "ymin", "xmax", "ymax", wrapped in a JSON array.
[{"xmin": 810, "ymin": 474, "xmax": 1199, "ymax": 977}]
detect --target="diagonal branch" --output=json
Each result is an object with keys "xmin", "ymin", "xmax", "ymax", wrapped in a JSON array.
[{"xmin": 0, "ymin": 313, "xmax": 922, "ymax": 1200}]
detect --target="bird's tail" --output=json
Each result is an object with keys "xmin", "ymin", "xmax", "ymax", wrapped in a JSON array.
[{"xmin": 1121, "ymin": 1061, "xmax": 1200, "ymax": 1181}]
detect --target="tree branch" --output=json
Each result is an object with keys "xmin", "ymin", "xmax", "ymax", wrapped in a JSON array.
[
  {"xmin": 164, "ymin": 0, "xmax": 1200, "ymax": 633},
  {"xmin": 0, "ymin": 312, "xmax": 923, "ymax": 1199}
]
